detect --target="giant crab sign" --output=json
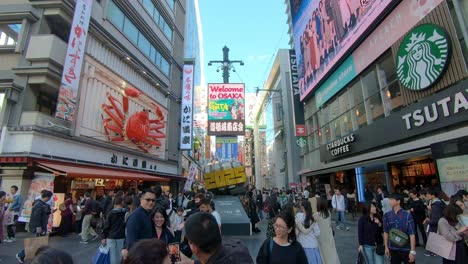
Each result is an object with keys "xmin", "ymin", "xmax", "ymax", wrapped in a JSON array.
[{"xmin": 101, "ymin": 87, "xmax": 166, "ymax": 153}]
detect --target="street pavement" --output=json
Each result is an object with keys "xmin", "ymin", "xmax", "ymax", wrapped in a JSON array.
[{"xmin": 0, "ymin": 214, "xmax": 441, "ymax": 264}]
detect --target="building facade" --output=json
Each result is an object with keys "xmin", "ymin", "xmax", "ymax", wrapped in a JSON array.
[
  {"xmin": 0, "ymin": 0, "xmax": 187, "ymax": 223},
  {"xmin": 287, "ymin": 0, "xmax": 468, "ymax": 198},
  {"xmin": 254, "ymin": 49, "xmax": 303, "ymax": 189}
]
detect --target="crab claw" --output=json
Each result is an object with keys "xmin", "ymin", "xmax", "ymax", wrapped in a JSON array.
[{"xmin": 124, "ymin": 87, "xmax": 141, "ymax": 98}]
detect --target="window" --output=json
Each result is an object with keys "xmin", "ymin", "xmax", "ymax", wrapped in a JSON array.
[
  {"xmin": 348, "ymin": 80, "xmax": 363, "ymax": 107},
  {"xmin": 123, "ymin": 20, "xmax": 138, "ymax": 44},
  {"xmin": 367, "ymin": 93, "xmax": 384, "ymax": 121},
  {"xmin": 353, "ymin": 102, "xmax": 367, "ymax": 128},
  {"xmin": 108, "ymin": 2, "xmax": 124, "ymax": 29},
  {"xmin": 107, "ymin": 1, "xmax": 171, "ymax": 77},
  {"xmin": 139, "ymin": 0, "xmax": 173, "ymax": 41},
  {"xmin": 378, "ymin": 53, "xmax": 402, "ymax": 113},
  {"xmin": 362, "ymin": 69, "xmax": 379, "ymax": 99},
  {"xmin": 166, "ymin": 0, "xmax": 175, "ymax": 10},
  {"xmin": 341, "ymin": 111, "xmax": 353, "ymax": 135},
  {"xmin": 0, "ymin": 23, "xmax": 22, "ymax": 48},
  {"xmin": 138, "ymin": 35, "xmax": 151, "ymax": 57}
]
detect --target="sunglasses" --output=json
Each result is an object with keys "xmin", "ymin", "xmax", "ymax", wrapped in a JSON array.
[{"xmin": 144, "ymin": 198, "xmax": 156, "ymax": 203}]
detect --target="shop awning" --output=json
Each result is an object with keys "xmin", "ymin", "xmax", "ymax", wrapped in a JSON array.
[{"xmin": 36, "ymin": 161, "xmax": 170, "ymax": 182}]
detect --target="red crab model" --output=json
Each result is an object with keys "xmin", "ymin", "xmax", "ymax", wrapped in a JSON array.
[{"xmin": 101, "ymin": 87, "xmax": 166, "ymax": 153}]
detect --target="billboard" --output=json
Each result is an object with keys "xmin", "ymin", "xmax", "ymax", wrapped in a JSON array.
[
  {"xmin": 314, "ymin": 0, "xmax": 445, "ymax": 108},
  {"xmin": 208, "ymin": 83, "xmax": 245, "ymax": 135},
  {"xmin": 180, "ymin": 64, "xmax": 195, "ymax": 150},
  {"xmin": 289, "ymin": 0, "xmax": 397, "ymax": 100},
  {"xmin": 55, "ymin": 0, "xmax": 93, "ymax": 121},
  {"xmin": 215, "ymin": 137, "xmax": 239, "ymax": 162}
]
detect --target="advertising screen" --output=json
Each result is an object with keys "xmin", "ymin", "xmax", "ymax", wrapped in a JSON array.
[
  {"xmin": 289, "ymin": 0, "xmax": 397, "ymax": 100},
  {"xmin": 208, "ymin": 83, "xmax": 245, "ymax": 135}
]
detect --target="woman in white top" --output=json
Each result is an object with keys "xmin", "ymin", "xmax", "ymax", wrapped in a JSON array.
[
  {"xmin": 296, "ymin": 200, "xmax": 322, "ymax": 264},
  {"xmin": 314, "ymin": 198, "xmax": 340, "ymax": 264}
]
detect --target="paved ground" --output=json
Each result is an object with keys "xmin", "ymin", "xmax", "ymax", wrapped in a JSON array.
[{"xmin": 0, "ymin": 214, "xmax": 441, "ymax": 263}]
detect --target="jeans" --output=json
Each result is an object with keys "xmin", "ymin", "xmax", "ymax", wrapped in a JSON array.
[
  {"xmin": 107, "ymin": 238, "xmax": 124, "ymax": 264},
  {"xmin": 363, "ymin": 245, "xmax": 384, "ymax": 264},
  {"xmin": 7, "ymin": 215, "xmax": 19, "ymax": 238},
  {"xmin": 81, "ymin": 214, "xmax": 98, "ymax": 241},
  {"xmin": 304, "ymin": 247, "xmax": 322, "ymax": 264},
  {"xmin": 335, "ymin": 210, "xmax": 348, "ymax": 228},
  {"xmin": 258, "ymin": 209, "xmax": 263, "ymax": 220}
]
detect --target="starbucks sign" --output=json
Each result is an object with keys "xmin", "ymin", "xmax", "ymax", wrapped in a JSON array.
[{"xmin": 397, "ymin": 24, "xmax": 451, "ymax": 91}]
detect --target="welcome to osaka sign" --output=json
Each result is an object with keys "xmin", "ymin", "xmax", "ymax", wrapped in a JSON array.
[{"xmin": 208, "ymin": 83, "xmax": 245, "ymax": 136}]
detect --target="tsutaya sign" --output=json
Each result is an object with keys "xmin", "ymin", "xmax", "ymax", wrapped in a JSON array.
[
  {"xmin": 397, "ymin": 24, "xmax": 451, "ymax": 91},
  {"xmin": 326, "ymin": 134, "xmax": 356, "ymax": 157},
  {"xmin": 402, "ymin": 89, "xmax": 468, "ymax": 130}
]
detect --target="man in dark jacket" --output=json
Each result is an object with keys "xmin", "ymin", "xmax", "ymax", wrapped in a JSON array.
[
  {"xmin": 184, "ymin": 212, "xmax": 253, "ymax": 264},
  {"xmin": 15, "ymin": 191, "xmax": 52, "ymax": 263},
  {"xmin": 424, "ymin": 188, "xmax": 446, "ymax": 256},
  {"xmin": 121, "ymin": 189, "xmax": 156, "ymax": 260},
  {"xmin": 408, "ymin": 189, "xmax": 427, "ymax": 247}
]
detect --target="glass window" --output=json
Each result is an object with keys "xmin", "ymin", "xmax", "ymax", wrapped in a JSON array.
[
  {"xmin": 166, "ymin": 0, "xmax": 175, "ymax": 10},
  {"xmin": 163, "ymin": 23, "xmax": 173, "ymax": 40},
  {"xmin": 366, "ymin": 93, "xmax": 384, "ymax": 121},
  {"xmin": 349, "ymin": 80, "xmax": 363, "ymax": 107},
  {"xmin": 332, "ymin": 118, "xmax": 342, "ymax": 140},
  {"xmin": 362, "ymin": 69, "xmax": 379, "ymax": 99},
  {"xmin": 138, "ymin": 35, "xmax": 151, "ymax": 57},
  {"xmin": 339, "ymin": 90, "xmax": 350, "ymax": 114},
  {"xmin": 323, "ymin": 124, "xmax": 331, "ymax": 144},
  {"xmin": 353, "ymin": 102, "xmax": 367, "ymax": 128},
  {"xmin": 382, "ymin": 81, "xmax": 403, "ymax": 111},
  {"xmin": 123, "ymin": 19, "xmax": 139, "ymax": 44},
  {"xmin": 377, "ymin": 54, "xmax": 397, "ymax": 88},
  {"xmin": 108, "ymin": 1, "xmax": 125, "ymax": 29},
  {"xmin": 341, "ymin": 111, "xmax": 353, "ymax": 135},
  {"xmin": 161, "ymin": 58, "xmax": 170, "ymax": 76},
  {"xmin": 142, "ymin": 0, "xmax": 154, "ymax": 16},
  {"xmin": 0, "ymin": 23, "xmax": 22, "ymax": 47},
  {"xmin": 153, "ymin": 9, "xmax": 161, "ymax": 24}
]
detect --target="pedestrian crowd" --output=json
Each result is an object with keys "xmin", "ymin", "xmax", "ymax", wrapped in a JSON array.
[{"xmin": 1, "ymin": 182, "xmax": 467, "ymax": 264}]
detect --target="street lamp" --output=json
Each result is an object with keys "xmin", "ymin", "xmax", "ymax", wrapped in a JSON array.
[{"xmin": 208, "ymin": 46, "xmax": 244, "ymax": 84}]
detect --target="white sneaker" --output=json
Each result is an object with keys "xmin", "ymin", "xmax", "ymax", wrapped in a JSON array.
[
  {"xmin": 346, "ymin": 227, "xmax": 350, "ymax": 231},
  {"xmin": 16, "ymin": 253, "xmax": 24, "ymax": 263},
  {"xmin": 336, "ymin": 226, "xmax": 341, "ymax": 230}
]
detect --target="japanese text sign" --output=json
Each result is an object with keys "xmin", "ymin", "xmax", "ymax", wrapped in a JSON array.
[
  {"xmin": 208, "ymin": 83, "xmax": 245, "ymax": 135},
  {"xmin": 55, "ymin": 0, "xmax": 93, "ymax": 121},
  {"xmin": 180, "ymin": 64, "xmax": 194, "ymax": 150}
]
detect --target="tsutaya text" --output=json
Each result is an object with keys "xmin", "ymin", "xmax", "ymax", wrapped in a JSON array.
[{"xmin": 402, "ymin": 89, "xmax": 468, "ymax": 130}]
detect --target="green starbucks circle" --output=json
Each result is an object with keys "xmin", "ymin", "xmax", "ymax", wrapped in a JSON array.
[{"xmin": 396, "ymin": 24, "xmax": 451, "ymax": 91}]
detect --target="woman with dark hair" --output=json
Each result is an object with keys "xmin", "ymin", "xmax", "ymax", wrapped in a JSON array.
[
  {"xmin": 450, "ymin": 196, "xmax": 468, "ymax": 227},
  {"xmin": 314, "ymin": 198, "xmax": 340, "ymax": 264},
  {"xmin": 296, "ymin": 200, "xmax": 322, "ymax": 264},
  {"xmin": 31, "ymin": 246, "xmax": 74, "ymax": 264},
  {"xmin": 0, "ymin": 191, "xmax": 6, "ymax": 244},
  {"xmin": 247, "ymin": 191, "xmax": 261, "ymax": 233},
  {"xmin": 152, "ymin": 206, "xmax": 175, "ymax": 245},
  {"xmin": 256, "ymin": 209, "xmax": 308, "ymax": 264},
  {"xmin": 124, "ymin": 239, "xmax": 170, "ymax": 264},
  {"xmin": 59, "ymin": 193, "xmax": 74, "ymax": 236},
  {"xmin": 358, "ymin": 203, "xmax": 384, "ymax": 264},
  {"xmin": 437, "ymin": 205, "xmax": 468, "ymax": 263}
]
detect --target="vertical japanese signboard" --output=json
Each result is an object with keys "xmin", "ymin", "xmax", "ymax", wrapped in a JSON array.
[
  {"xmin": 184, "ymin": 163, "xmax": 198, "ymax": 191},
  {"xmin": 180, "ymin": 64, "xmax": 195, "ymax": 150},
  {"xmin": 55, "ymin": 0, "xmax": 93, "ymax": 121},
  {"xmin": 208, "ymin": 83, "xmax": 245, "ymax": 136}
]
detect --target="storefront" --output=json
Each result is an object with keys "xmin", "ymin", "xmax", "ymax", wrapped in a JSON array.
[{"xmin": 298, "ymin": 0, "xmax": 468, "ymax": 199}]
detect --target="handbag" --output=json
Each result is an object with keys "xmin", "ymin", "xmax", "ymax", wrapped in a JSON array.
[
  {"xmin": 92, "ymin": 245, "xmax": 110, "ymax": 264},
  {"xmin": 389, "ymin": 228, "xmax": 409, "ymax": 247},
  {"xmin": 425, "ymin": 232, "xmax": 456, "ymax": 260},
  {"xmin": 376, "ymin": 244, "xmax": 385, "ymax": 256},
  {"xmin": 24, "ymin": 235, "xmax": 49, "ymax": 260},
  {"xmin": 356, "ymin": 251, "xmax": 365, "ymax": 264}
]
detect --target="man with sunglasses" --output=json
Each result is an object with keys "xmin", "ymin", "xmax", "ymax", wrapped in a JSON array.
[{"xmin": 121, "ymin": 189, "xmax": 156, "ymax": 260}]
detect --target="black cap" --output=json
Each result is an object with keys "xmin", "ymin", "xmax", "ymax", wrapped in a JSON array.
[{"xmin": 389, "ymin": 193, "xmax": 404, "ymax": 201}]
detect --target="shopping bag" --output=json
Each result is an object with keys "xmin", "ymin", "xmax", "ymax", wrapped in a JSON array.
[
  {"xmin": 356, "ymin": 251, "xmax": 365, "ymax": 264},
  {"xmin": 3, "ymin": 209, "xmax": 15, "ymax": 225},
  {"xmin": 92, "ymin": 244, "xmax": 111, "ymax": 264},
  {"xmin": 24, "ymin": 235, "xmax": 49, "ymax": 260},
  {"xmin": 425, "ymin": 232, "xmax": 456, "ymax": 260}
]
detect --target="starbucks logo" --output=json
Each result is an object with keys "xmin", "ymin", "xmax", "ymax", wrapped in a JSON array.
[{"xmin": 397, "ymin": 24, "xmax": 451, "ymax": 91}]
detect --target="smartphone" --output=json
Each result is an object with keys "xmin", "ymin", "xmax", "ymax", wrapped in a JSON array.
[{"xmin": 168, "ymin": 242, "xmax": 181, "ymax": 263}]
